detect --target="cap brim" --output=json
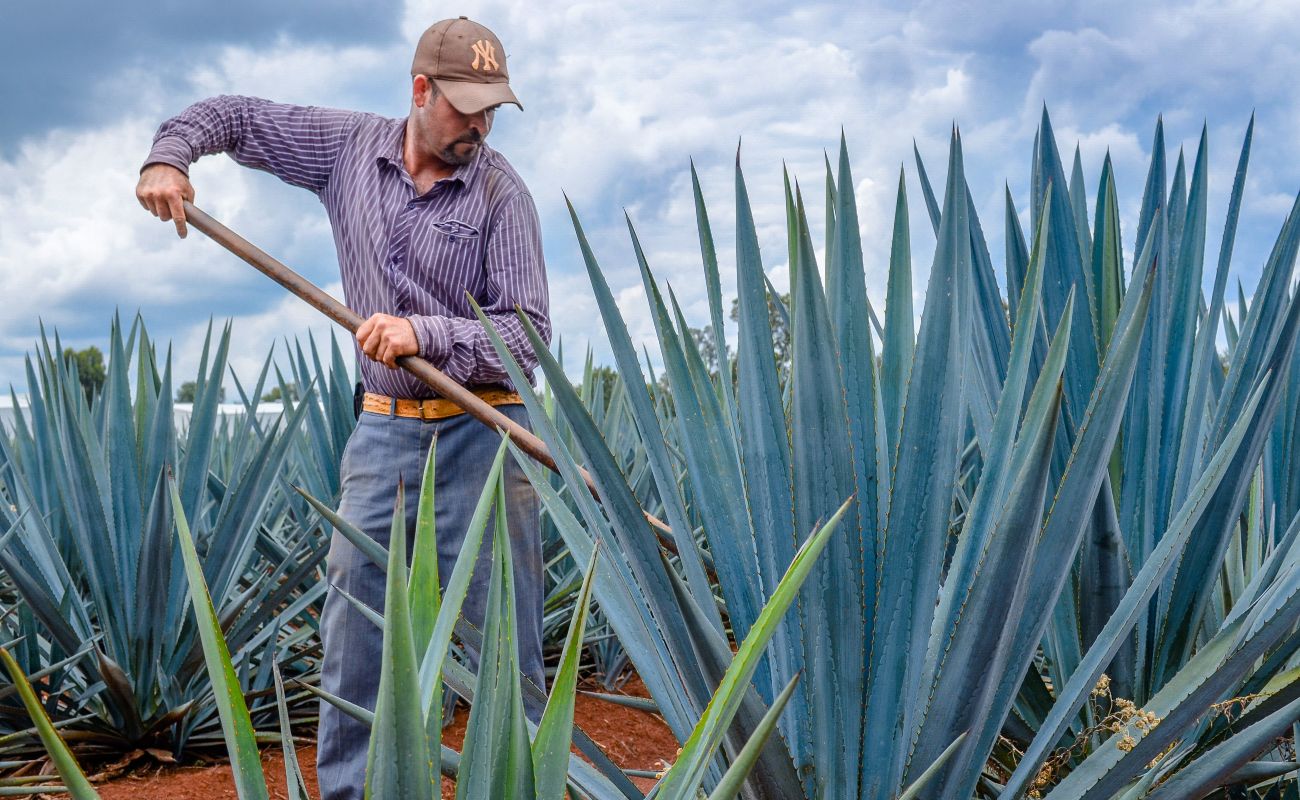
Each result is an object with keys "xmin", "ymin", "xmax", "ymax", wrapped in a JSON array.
[{"xmin": 433, "ymin": 79, "xmax": 523, "ymax": 114}]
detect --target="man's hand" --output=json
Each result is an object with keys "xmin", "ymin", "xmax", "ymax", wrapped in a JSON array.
[
  {"xmin": 356, "ymin": 314, "xmax": 419, "ymax": 368},
  {"xmin": 136, "ymin": 164, "xmax": 195, "ymax": 238}
]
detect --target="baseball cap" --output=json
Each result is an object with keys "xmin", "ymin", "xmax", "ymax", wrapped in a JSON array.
[{"xmin": 411, "ymin": 17, "xmax": 522, "ymax": 114}]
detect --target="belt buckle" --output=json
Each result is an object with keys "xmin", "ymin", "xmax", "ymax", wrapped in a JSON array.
[{"xmin": 418, "ymin": 399, "xmax": 436, "ymax": 421}]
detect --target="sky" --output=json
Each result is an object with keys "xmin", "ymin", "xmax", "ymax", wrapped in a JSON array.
[{"xmin": 1, "ymin": 0, "xmax": 1298, "ymax": 397}]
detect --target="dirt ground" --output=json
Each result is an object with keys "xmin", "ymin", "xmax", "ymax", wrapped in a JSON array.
[{"xmin": 88, "ymin": 676, "xmax": 675, "ymax": 799}]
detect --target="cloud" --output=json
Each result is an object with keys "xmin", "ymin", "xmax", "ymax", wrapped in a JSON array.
[
  {"xmin": 2, "ymin": 0, "xmax": 1300, "ymax": 395},
  {"xmin": 0, "ymin": 0, "xmax": 402, "ymax": 149}
]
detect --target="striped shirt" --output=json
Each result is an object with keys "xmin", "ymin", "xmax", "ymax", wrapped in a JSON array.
[{"xmin": 144, "ymin": 95, "xmax": 550, "ymax": 398}]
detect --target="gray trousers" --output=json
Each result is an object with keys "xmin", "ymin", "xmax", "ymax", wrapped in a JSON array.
[{"xmin": 316, "ymin": 405, "xmax": 546, "ymax": 800}]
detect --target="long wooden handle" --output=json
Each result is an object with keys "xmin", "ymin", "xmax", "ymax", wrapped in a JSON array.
[{"xmin": 181, "ymin": 201, "xmax": 677, "ymax": 543}]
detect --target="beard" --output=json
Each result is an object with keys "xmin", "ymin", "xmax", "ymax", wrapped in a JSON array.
[{"xmin": 439, "ymin": 134, "xmax": 483, "ymax": 166}]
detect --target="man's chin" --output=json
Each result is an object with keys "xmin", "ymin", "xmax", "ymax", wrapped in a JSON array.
[{"xmin": 441, "ymin": 143, "xmax": 480, "ymax": 166}]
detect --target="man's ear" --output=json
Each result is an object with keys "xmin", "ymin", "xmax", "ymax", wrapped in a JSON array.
[{"xmin": 412, "ymin": 75, "xmax": 431, "ymax": 109}]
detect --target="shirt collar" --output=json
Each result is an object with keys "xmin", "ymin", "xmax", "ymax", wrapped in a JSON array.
[{"xmin": 376, "ymin": 117, "xmax": 485, "ymax": 192}]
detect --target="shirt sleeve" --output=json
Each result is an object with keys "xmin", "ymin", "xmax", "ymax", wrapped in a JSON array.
[
  {"xmin": 142, "ymin": 95, "xmax": 361, "ymax": 195},
  {"xmin": 408, "ymin": 190, "xmax": 551, "ymax": 386}
]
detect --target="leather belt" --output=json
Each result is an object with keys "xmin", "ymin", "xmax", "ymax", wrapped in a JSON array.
[{"xmin": 361, "ymin": 389, "xmax": 523, "ymax": 421}]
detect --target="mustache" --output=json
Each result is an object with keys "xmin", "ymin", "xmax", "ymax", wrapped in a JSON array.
[{"xmin": 455, "ymin": 132, "xmax": 483, "ymax": 145}]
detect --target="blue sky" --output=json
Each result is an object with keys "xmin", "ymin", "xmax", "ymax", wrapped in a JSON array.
[{"xmin": 1, "ymin": 0, "xmax": 1297, "ymax": 395}]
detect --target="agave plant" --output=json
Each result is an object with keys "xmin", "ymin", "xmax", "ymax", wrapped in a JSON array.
[
  {"xmin": 0, "ymin": 316, "xmax": 353, "ymax": 761},
  {"xmin": 465, "ymin": 110, "xmax": 1300, "ymax": 798}
]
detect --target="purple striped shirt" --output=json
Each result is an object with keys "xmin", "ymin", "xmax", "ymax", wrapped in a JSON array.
[{"xmin": 144, "ymin": 95, "xmax": 550, "ymax": 398}]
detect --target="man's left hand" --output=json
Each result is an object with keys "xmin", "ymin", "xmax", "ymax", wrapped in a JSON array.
[{"xmin": 356, "ymin": 314, "xmax": 419, "ymax": 368}]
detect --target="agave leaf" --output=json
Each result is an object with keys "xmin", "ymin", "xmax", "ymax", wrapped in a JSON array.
[
  {"xmin": 1004, "ymin": 187, "xmax": 1030, "ymax": 325},
  {"xmin": 533, "ymin": 544, "xmax": 599, "ymax": 800},
  {"xmin": 472, "ymin": 295, "xmax": 705, "ymax": 752},
  {"xmin": 1153, "ymin": 127, "xmax": 1209, "ymax": 537},
  {"xmin": 966, "ymin": 218, "xmax": 1158, "ymax": 786},
  {"xmin": 103, "ymin": 316, "xmax": 142, "ymax": 617},
  {"xmin": 733, "ymin": 151, "xmax": 807, "ymax": 768},
  {"xmin": 168, "ymin": 475, "xmax": 269, "ymax": 800},
  {"xmin": 563, "ymin": 198, "xmax": 719, "ymax": 636},
  {"xmin": 912, "ymin": 140, "xmax": 942, "ymax": 232},
  {"xmin": 912, "ymin": 306, "xmax": 1070, "ymax": 798},
  {"xmin": 299, "ymin": 680, "xmax": 374, "ymax": 726},
  {"xmin": 863, "ymin": 127, "xmax": 971, "ymax": 800},
  {"xmin": 295, "ymin": 486, "xmax": 388, "ymax": 570},
  {"xmin": 1068, "ymin": 146, "xmax": 1093, "ymax": 294},
  {"xmin": 899, "ymin": 732, "xmax": 967, "ymax": 800},
  {"xmin": 690, "ymin": 160, "xmax": 738, "ymax": 440},
  {"xmin": 1089, "ymin": 153, "xmax": 1125, "ymax": 350},
  {"xmin": 1135, "ymin": 116, "xmax": 1167, "ymax": 264},
  {"xmin": 417, "ymin": 439, "xmax": 508, "ymax": 722},
  {"xmin": 364, "ymin": 481, "xmax": 435, "ymax": 800},
  {"xmin": 922, "ymin": 183, "xmax": 1057, "ymax": 702},
  {"xmin": 830, "ymin": 127, "xmax": 887, "ymax": 605},
  {"xmin": 273, "ymin": 663, "xmax": 310, "ymax": 800},
  {"xmin": 789, "ymin": 180, "xmax": 860, "ymax": 797},
  {"xmin": 626, "ymin": 217, "xmax": 766, "ymax": 676},
  {"xmin": 0, "ymin": 647, "xmax": 99, "ymax": 799},
  {"xmin": 480, "ymin": 294, "xmax": 721, "ymax": 733},
  {"xmin": 409, "ymin": 437, "xmax": 440, "ymax": 657},
  {"xmin": 457, "ymin": 478, "xmax": 535, "ymax": 800},
  {"xmin": 881, "ymin": 166, "xmax": 914, "ymax": 453},
  {"xmin": 1033, "ymin": 109, "xmax": 1101, "ymax": 422},
  {"xmin": 707, "ymin": 673, "xmax": 802, "ymax": 800},
  {"xmin": 656, "ymin": 498, "xmax": 851, "ymax": 797}
]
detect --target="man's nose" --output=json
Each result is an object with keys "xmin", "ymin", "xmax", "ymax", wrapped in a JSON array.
[{"xmin": 467, "ymin": 110, "xmax": 489, "ymax": 136}]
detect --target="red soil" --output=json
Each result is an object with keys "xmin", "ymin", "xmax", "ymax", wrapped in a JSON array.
[{"xmin": 88, "ymin": 676, "xmax": 675, "ymax": 799}]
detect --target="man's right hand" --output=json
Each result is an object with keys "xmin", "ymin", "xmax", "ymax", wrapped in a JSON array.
[{"xmin": 136, "ymin": 164, "xmax": 195, "ymax": 238}]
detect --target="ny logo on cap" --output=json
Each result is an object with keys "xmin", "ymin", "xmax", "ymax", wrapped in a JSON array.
[{"xmin": 471, "ymin": 40, "xmax": 499, "ymax": 72}]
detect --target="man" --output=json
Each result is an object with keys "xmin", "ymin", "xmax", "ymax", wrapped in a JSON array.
[{"xmin": 135, "ymin": 17, "xmax": 549, "ymax": 800}]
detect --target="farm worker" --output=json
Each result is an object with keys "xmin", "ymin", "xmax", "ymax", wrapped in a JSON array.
[{"xmin": 134, "ymin": 17, "xmax": 549, "ymax": 800}]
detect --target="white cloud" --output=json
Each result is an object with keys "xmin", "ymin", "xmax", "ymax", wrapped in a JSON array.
[{"xmin": 2, "ymin": 0, "xmax": 1299, "ymax": 393}]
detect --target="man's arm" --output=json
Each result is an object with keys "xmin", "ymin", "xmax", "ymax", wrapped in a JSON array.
[
  {"xmin": 136, "ymin": 96, "xmax": 361, "ymax": 236},
  {"xmin": 408, "ymin": 191, "xmax": 551, "ymax": 384}
]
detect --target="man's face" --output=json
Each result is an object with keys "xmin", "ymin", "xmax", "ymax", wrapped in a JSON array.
[{"xmin": 423, "ymin": 89, "xmax": 496, "ymax": 167}]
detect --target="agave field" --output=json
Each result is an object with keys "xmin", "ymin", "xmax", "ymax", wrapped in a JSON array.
[{"xmin": 4, "ymin": 107, "xmax": 1300, "ymax": 800}]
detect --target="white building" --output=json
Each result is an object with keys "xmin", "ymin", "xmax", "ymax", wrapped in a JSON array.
[{"xmin": 1, "ymin": 394, "xmax": 285, "ymax": 435}]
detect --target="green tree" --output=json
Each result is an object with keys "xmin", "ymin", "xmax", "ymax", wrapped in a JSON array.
[
  {"xmin": 261, "ymin": 383, "xmax": 299, "ymax": 403},
  {"xmin": 62, "ymin": 346, "xmax": 105, "ymax": 404},
  {"xmin": 176, "ymin": 381, "xmax": 225, "ymax": 404},
  {"xmin": 686, "ymin": 291, "xmax": 791, "ymax": 383}
]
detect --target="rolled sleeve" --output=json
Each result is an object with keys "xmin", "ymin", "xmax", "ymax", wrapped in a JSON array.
[
  {"xmin": 143, "ymin": 135, "xmax": 196, "ymax": 175},
  {"xmin": 140, "ymin": 96, "xmax": 361, "ymax": 194},
  {"xmin": 410, "ymin": 314, "xmax": 451, "ymax": 364}
]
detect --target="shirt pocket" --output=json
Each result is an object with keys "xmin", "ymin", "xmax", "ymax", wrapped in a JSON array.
[
  {"xmin": 407, "ymin": 215, "xmax": 488, "ymax": 301},
  {"xmin": 431, "ymin": 218, "xmax": 481, "ymax": 240}
]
